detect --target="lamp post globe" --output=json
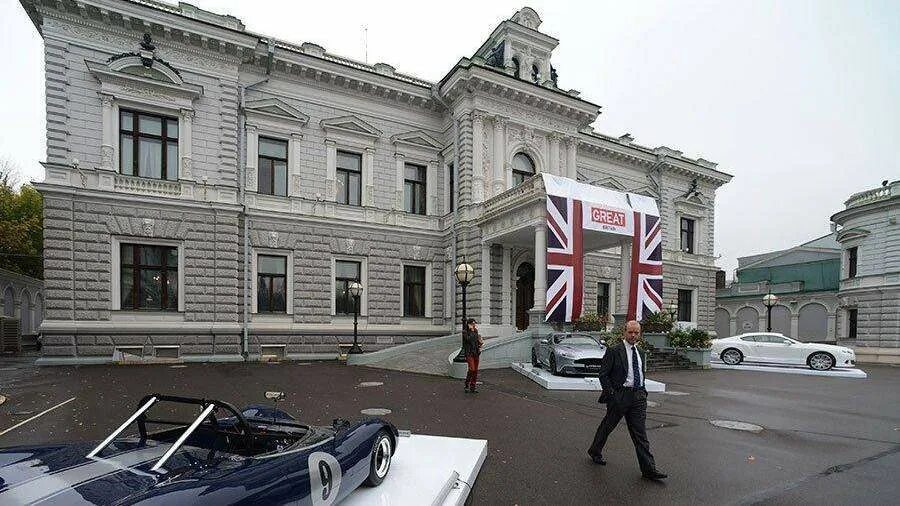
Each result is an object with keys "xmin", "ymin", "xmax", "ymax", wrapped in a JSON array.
[
  {"xmin": 454, "ymin": 263, "xmax": 475, "ymax": 363},
  {"xmin": 348, "ymin": 282, "xmax": 363, "ymax": 354},
  {"xmin": 762, "ymin": 292, "xmax": 778, "ymax": 332}
]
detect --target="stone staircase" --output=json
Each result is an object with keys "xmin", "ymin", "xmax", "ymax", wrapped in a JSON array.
[{"xmin": 645, "ymin": 345, "xmax": 698, "ymax": 371}]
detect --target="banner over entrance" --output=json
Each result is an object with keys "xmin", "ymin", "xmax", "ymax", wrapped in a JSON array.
[{"xmin": 543, "ymin": 174, "xmax": 663, "ymax": 323}]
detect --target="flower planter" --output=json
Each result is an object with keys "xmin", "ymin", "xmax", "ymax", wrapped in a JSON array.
[
  {"xmin": 675, "ymin": 347, "xmax": 712, "ymax": 368},
  {"xmin": 643, "ymin": 333, "xmax": 669, "ymax": 350}
]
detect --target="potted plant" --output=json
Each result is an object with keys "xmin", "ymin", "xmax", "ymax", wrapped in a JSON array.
[
  {"xmin": 667, "ymin": 327, "xmax": 712, "ymax": 367},
  {"xmin": 640, "ymin": 311, "xmax": 673, "ymax": 349}
]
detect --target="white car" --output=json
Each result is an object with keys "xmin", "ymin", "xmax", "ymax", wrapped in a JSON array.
[{"xmin": 711, "ymin": 333, "xmax": 856, "ymax": 371}]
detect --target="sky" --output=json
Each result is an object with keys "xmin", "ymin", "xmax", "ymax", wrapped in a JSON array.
[{"xmin": 1, "ymin": 0, "xmax": 898, "ymax": 277}]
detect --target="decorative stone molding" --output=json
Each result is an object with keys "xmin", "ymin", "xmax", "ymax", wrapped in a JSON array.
[{"xmin": 141, "ymin": 218, "xmax": 154, "ymax": 236}]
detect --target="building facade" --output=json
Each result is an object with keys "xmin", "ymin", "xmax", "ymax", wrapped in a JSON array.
[
  {"xmin": 715, "ymin": 234, "xmax": 841, "ymax": 342},
  {"xmin": 21, "ymin": 1, "xmax": 731, "ymax": 363},
  {"xmin": 1, "ymin": 267, "xmax": 45, "ymax": 346},
  {"xmin": 831, "ymin": 180, "xmax": 900, "ymax": 364}
]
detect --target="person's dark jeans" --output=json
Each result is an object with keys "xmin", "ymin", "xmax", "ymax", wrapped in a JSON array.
[{"xmin": 465, "ymin": 355, "xmax": 480, "ymax": 389}]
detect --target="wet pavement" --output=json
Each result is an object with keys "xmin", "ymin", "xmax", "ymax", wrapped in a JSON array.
[{"xmin": 1, "ymin": 359, "xmax": 898, "ymax": 505}]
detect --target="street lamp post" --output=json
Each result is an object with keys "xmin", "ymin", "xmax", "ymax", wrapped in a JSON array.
[
  {"xmin": 453, "ymin": 262, "xmax": 475, "ymax": 363},
  {"xmin": 762, "ymin": 291, "xmax": 779, "ymax": 332},
  {"xmin": 348, "ymin": 281, "xmax": 363, "ymax": 354}
]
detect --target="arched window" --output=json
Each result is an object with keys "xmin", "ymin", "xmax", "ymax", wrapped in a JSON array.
[
  {"xmin": 511, "ymin": 57, "xmax": 521, "ymax": 79},
  {"xmin": 2, "ymin": 287, "xmax": 13, "ymax": 317},
  {"xmin": 512, "ymin": 152, "xmax": 536, "ymax": 186},
  {"xmin": 531, "ymin": 64, "xmax": 540, "ymax": 83}
]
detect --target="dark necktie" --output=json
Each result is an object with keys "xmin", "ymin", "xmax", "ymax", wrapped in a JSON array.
[{"xmin": 631, "ymin": 346, "xmax": 642, "ymax": 388}]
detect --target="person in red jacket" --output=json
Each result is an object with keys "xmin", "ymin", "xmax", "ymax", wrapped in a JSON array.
[{"xmin": 463, "ymin": 319, "xmax": 483, "ymax": 393}]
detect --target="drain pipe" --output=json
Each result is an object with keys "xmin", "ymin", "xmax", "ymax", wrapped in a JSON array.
[
  {"xmin": 239, "ymin": 41, "xmax": 275, "ymax": 361},
  {"xmin": 430, "ymin": 84, "xmax": 460, "ymax": 322}
]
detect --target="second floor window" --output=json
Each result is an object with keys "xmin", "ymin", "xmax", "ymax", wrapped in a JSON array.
[
  {"xmin": 680, "ymin": 217, "xmax": 695, "ymax": 254},
  {"xmin": 404, "ymin": 163, "xmax": 427, "ymax": 215},
  {"xmin": 403, "ymin": 265, "xmax": 426, "ymax": 317},
  {"xmin": 120, "ymin": 243, "xmax": 178, "ymax": 311},
  {"xmin": 120, "ymin": 110, "xmax": 178, "ymax": 180},
  {"xmin": 336, "ymin": 150, "xmax": 362, "ymax": 206},
  {"xmin": 848, "ymin": 246, "xmax": 858, "ymax": 278},
  {"xmin": 334, "ymin": 260, "xmax": 361, "ymax": 315},
  {"xmin": 597, "ymin": 282, "xmax": 610, "ymax": 315},
  {"xmin": 257, "ymin": 255, "xmax": 287, "ymax": 313},
  {"xmin": 512, "ymin": 152, "xmax": 535, "ymax": 187},
  {"xmin": 677, "ymin": 289, "xmax": 693, "ymax": 322},
  {"xmin": 258, "ymin": 137, "xmax": 288, "ymax": 196}
]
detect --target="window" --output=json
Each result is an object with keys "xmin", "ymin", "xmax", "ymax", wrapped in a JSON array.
[
  {"xmin": 847, "ymin": 308, "xmax": 857, "ymax": 339},
  {"xmin": 336, "ymin": 150, "xmax": 362, "ymax": 206},
  {"xmin": 680, "ymin": 217, "xmax": 695, "ymax": 254},
  {"xmin": 677, "ymin": 289, "xmax": 693, "ymax": 322},
  {"xmin": 403, "ymin": 265, "xmax": 426, "ymax": 317},
  {"xmin": 334, "ymin": 260, "xmax": 361, "ymax": 315},
  {"xmin": 848, "ymin": 247, "xmax": 858, "ymax": 278},
  {"xmin": 120, "ymin": 110, "xmax": 178, "ymax": 180},
  {"xmin": 448, "ymin": 162, "xmax": 455, "ymax": 213},
  {"xmin": 511, "ymin": 57, "xmax": 521, "ymax": 78},
  {"xmin": 512, "ymin": 153, "xmax": 535, "ymax": 186},
  {"xmin": 258, "ymin": 137, "xmax": 288, "ymax": 196},
  {"xmin": 404, "ymin": 163, "xmax": 427, "ymax": 215},
  {"xmin": 740, "ymin": 335, "xmax": 759, "ymax": 342},
  {"xmin": 531, "ymin": 64, "xmax": 540, "ymax": 83},
  {"xmin": 120, "ymin": 244, "xmax": 178, "ymax": 311},
  {"xmin": 597, "ymin": 282, "xmax": 610, "ymax": 315},
  {"xmin": 257, "ymin": 255, "xmax": 287, "ymax": 313}
]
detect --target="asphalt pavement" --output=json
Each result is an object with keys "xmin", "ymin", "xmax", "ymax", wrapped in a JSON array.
[{"xmin": 1, "ymin": 358, "xmax": 898, "ymax": 505}]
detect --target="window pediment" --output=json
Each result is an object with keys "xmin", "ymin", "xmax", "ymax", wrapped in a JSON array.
[
  {"xmin": 836, "ymin": 227, "xmax": 870, "ymax": 243},
  {"xmin": 245, "ymin": 98, "xmax": 309, "ymax": 126},
  {"xmin": 590, "ymin": 177, "xmax": 627, "ymax": 192},
  {"xmin": 390, "ymin": 130, "xmax": 442, "ymax": 152},
  {"xmin": 673, "ymin": 192, "xmax": 710, "ymax": 214},
  {"xmin": 320, "ymin": 115, "xmax": 382, "ymax": 140}
]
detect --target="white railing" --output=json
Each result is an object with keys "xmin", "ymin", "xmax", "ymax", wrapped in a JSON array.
[
  {"xmin": 114, "ymin": 174, "xmax": 182, "ymax": 197},
  {"xmin": 844, "ymin": 181, "xmax": 899, "ymax": 208},
  {"xmin": 483, "ymin": 174, "xmax": 544, "ymax": 216}
]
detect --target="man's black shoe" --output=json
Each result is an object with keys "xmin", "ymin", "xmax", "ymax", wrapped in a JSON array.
[
  {"xmin": 642, "ymin": 470, "xmax": 667, "ymax": 481},
  {"xmin": 587, "ymin": 451, "xmax": 606, "ymax": 465}
]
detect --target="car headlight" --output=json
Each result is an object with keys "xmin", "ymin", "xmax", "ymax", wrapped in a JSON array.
[{"xmin": 559, "ymin": 352, "xmax": 575, "ymax": 359}]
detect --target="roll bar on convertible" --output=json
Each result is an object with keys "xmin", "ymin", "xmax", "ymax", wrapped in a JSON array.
[{"xmin": 86, "ymin": 394, "xmax": 254, "ymax": 472}]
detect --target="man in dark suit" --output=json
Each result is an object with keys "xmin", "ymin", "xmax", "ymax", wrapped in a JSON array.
[{"xmin": 588, "ymin": 320, "xmax": 667, "ymax": 481}]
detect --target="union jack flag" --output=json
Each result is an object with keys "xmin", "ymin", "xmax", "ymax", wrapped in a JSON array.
[
  {"xmin": 545, "ymin": 195, "xmax": 584, "ymax": 322},
  {"xmin": 627, "ymin": 212, "xmax": 663, "ymax": 321}
]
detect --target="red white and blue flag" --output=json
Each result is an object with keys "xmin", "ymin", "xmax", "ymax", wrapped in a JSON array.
[{"xmin": 542, "ymin": 174, "xmax": 663, "ymax": 323}]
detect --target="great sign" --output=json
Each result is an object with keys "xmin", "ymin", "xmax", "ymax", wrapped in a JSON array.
[{"xmin": 590, "ymin": 207, "xmax": 627, "ymax": 227}]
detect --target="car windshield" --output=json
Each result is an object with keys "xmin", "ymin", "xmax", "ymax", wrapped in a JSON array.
[{"xmin": 559, "ymin": 336, "xmax": 599, "ymax": 346}]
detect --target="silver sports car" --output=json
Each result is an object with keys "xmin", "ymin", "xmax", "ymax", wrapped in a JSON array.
[{"xmin": 532, "ymin": 333, "xmax": 607, "ymax": 376}]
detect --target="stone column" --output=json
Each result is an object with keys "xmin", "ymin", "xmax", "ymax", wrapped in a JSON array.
[
  {"xmin": 289, "ymin": 132, "xmax": 302, "ymax": 196},
  {"xmin": 492, "ymin": 116, "xmax": 507, "ymax": 196},
  {"xmin": 565, "ymin": 137, "xmax": 577, "ymax": 180},
  {"xmin": 502, "ymin": 246, "xmax": 512, "ymax": 326},
  {"xmin": 790, "ymin": 314, "xmax": 800, "ymax": 338},
  {"xmin": 533, "ymin": 225, "xmax": 547, "ymax": 310},
  {"xmin": 99, "ymin": 94, "xmax": 115, "ymax": 171},
  {"xmin": 471, "ymin": 111, "xmax": 485, "ymax": 203},
  {"xmin": 324, "ymin": 140, "xmax": 337, "ymax": 200},
  {"xmin": 827, "ymin": 313, "xmax": 837, "ymax": 341},
  {"xmin": 730, "ymin": 316, "xmax": 737, "ymax": 337},
  {"xmin": 246, "ymin": 125, "xmax": 259, "ymax": 192},
  {"xmin": 481, "ymin": 242, "xmax": 491, "ymax": 324},
  {"xmin": 394, "ymin": 153, "xmax": 406, "ymax": 211},
  {"xmin": 548, "ymin": 133, "xmax": 561, "ymax": 176},
  {"xmin": 179, "ymin": 109, "xmax": 194, "ymax": 181},
  {"xmin": 363, "ymin": 147, "xmax": 375, "ymax": 206}
]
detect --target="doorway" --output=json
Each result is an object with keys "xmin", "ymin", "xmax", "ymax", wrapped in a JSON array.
[{"xmin": 515, "ymin": 262, "xmax": 535, "ymax": 330}]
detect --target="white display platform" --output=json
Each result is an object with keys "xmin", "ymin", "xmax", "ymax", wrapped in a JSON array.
[
  {"xmin": 511, "ymin": 362, "xmax": 666, "ymax": 392},
  {"xmin": 344, "ymin": 434, "xmax": 487, "ymax": 506},
  {"xmin": 710, "ymin": 361, "xmax": 867, "ymax": 378}
]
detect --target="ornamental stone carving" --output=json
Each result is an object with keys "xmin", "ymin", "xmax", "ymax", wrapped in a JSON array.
[
  {"xmin": 101, "ymin": 146, "xmax": 114, "ymax": 168},
  {"xmin": 412, "ymin": 245, "xmax": 423, "ymax": 260},
  {"xmin": 141, "ymin": 218, "xmax": 154, "ymax": 236},
  {"xmin": 181, "ymin": 157, "xmax": 192, "ymax": 180},
  {"xmin": 267, "ymin": 231, "xmax": 279, "ymax": 248}
]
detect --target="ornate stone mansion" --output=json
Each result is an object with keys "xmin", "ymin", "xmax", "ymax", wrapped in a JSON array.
[{"xmin": 20, "ymin": 0, "xmax": 732, "ymax": 363}]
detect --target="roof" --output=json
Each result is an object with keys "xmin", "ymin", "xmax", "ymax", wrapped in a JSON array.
[{"xmin": 738, "ymin": 232, "xmax": 840, "ymax": 270}]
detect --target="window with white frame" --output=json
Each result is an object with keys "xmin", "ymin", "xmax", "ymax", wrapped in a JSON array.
[
  {"xmin": 334, "ymin": 260, "xmax": 362, "ymax": 315},
  {"xmin": 680, "ymin": 217, "xmax": 696, "ymax": 254},
  {"xmin": 119, "ymin": 109, "xmax": 179, "ymax": 180},
  {"xmin": 336, "ymin": 150, "xmax": 362, "ymax": 206},
  {"xmin": 256, "ymin": 255, "xmax": 287, "ymax": 313},
  {"xmin": 258, "ymin": 137, "xmax": 288, "ymax": 196},
  {"xmin": 119, "ymin": 243, "xmax": 180, "ymax": 311},
  {"xmin": 403, "ymin": 265, "xmax": 426, "ymax": 317},
  {"xmin": 677, "ymin": 288, "xmax": 695, "ymax": 322},
  {"xmin": 404, "ymin": 163, "xmax": 427, "ymax": 215}
]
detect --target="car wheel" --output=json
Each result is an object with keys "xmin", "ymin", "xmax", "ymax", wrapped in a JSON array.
[
  {"xmin": 549, "ymin": 354, "xmax": 559, "ymax": 376},
  {"xmin": 364, "ymin": 430, "xmax": 392, "ymax": 487},
  {"xmin": 531, "ymin": 349, "xmax": 540, "ymax": 368},
  {"xmin": 808, "ymin": 352, "xmax": 835, "ymax": 371},
  {"xmin": 721, "ymin": 348, "xmax": 743, "ymax": 365}
]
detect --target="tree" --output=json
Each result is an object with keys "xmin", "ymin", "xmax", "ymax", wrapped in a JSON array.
[{"xmin": 0, "ymin": 158, "xmax": 43, "ymax": 279}]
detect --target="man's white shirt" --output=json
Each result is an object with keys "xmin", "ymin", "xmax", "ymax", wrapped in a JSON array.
[{"xmin": 623, "ymin": 342, "xmax": 643, "ymax": 387}]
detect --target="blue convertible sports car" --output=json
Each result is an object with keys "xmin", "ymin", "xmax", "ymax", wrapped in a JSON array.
[{"xmin": 0, "ymin": 393, "xmax": 398, "ymax": 505}]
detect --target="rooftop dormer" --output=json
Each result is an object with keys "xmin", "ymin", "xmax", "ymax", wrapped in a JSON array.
[{"xmin": 474, "ymin": 7, "xmax": 560, "ymax": 88}]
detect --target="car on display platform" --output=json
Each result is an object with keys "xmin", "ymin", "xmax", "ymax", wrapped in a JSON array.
[
  {"xmin": 711, "ymin": 332, "xmax": 856, "ymax": 371},
  {"xmin": 532, "ymin": 332, "xmax": 607, "ymax": 376},
  {"xmin": 0, "ymin": 393, "xmax": 398, "ymax": 505}
]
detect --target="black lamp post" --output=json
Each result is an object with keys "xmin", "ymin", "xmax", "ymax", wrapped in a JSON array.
[
  {"xmin": 762, "ymin": 291, "xmax": 778, "ymax": 332},
  {"xmin": 348, "ymin": 281, "xmax": 363, "ymax": 354},
  {"xmin": 453, "ymin": 262, "xmax": 475, "ymax": 363}
]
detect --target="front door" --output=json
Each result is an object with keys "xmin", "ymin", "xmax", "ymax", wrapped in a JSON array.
[{"xmin": 515, "ymin": 262, "xmax": 534, "ymax": 330}]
